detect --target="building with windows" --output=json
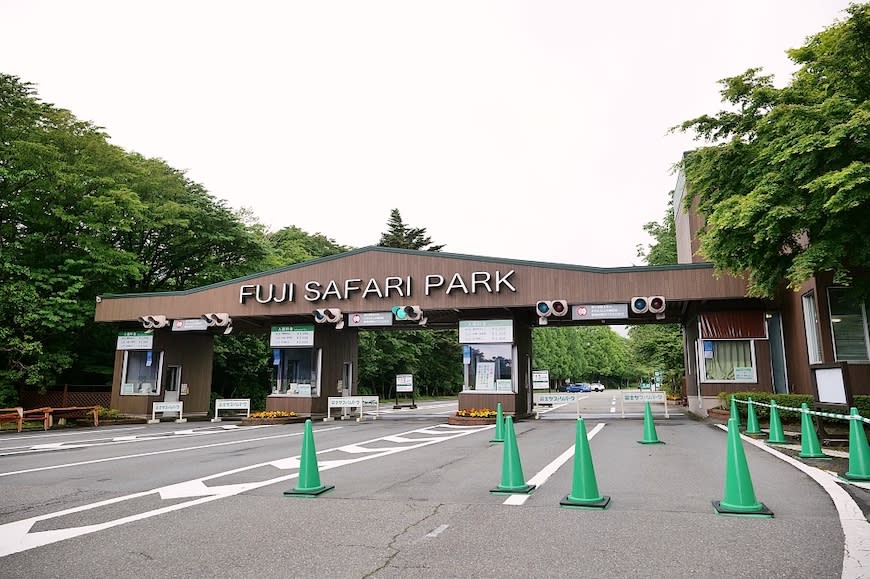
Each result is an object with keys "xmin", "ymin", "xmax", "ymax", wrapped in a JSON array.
[
  {"xmin": 673, "ymin": 169, "xmax": 869, "ymax": 412},
  {"xmin": 93, "ymin": 170, "xmax": 868, "ymax": 419}
]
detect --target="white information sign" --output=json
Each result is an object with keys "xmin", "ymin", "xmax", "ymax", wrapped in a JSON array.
[
  {"xmin": 621, "ymin": 391, "xmax": 669, "ymax": 418},
  {"xmin": 172, "ymin": 318, "xmax": 209, "ymax": 332},
  {"xmin": 325, "ymin": 396, "xmax": 380, "ymax": 421},
  {"xmin": 211, "ymin": 398, "xmax": 251, "ymax": 422},
  {"xmin": 496, "ymin": 379, "xmax": 513, "ymax": 392},
  {"xmin": 475, "ymin": 362, "xmax": 496, "ymax": 391},
  {"xmin": 396, "ymin": 374, "xmax": 414, "ymax": 393},
  {"xmin": 149, "ymin": 401, "xmax": 186, "ymax": 423},
  {"xmin": 459, "ymin": 320, "xmax": 513, "ymax": 344},
  {"xmin": 270, "ymin": 325, "xmax": 315, "ymax": 347},
  {"xmin": 534, "ymin": 392, "xmax": 581, "ymax": 418},
  {"xmin": 116, "ymin": 331, "xmax": 154, "ymax": 351},
  {"xmin": 532, "ymin": 370, "xmax": 550, "ymax": 390}
]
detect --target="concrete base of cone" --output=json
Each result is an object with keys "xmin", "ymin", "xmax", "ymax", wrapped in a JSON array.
[
  {"xmin": 560, "ymin": 495, "xmax": 611, "ymax": 510},
  {"xmin": 490, "ymin": 483, "xmax": 536, "ymax": 495},
  {"xmin": 713, "ymin": 500, "xmax": 773, "ymax": 517},
  {"xmin": 284, "ymin": 484, "xmax": 335, "ymax": 497}
]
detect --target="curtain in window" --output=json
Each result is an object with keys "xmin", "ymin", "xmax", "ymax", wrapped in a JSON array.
[{"xmin": 704, "ymin": 341, "xmax": 752, "ymax": 381}]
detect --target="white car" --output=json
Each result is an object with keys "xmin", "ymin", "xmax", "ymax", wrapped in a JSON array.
[{"xmin": 589, "ymin": 382, "xmax": 605, "ymax": 392}]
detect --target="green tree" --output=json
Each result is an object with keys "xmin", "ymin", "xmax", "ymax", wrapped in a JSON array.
[
  {"xmin": 267, "ymin": 226, "xmax": 349, "ymax": 267},
  {"xmin": 636, "ymin": 197, "xmax": 677, "ymax": 265},
  {"xmin": 0, "ymin": 74, "xmax": 270, "ymax": 404},
  {"xmin": 674, "ymin": 3, "xmax": 870, "ymax": 298},
  {"xmin": 378, "ymin": 208, "xmax": 445, "ymax": 251},
  {"xmin": 363, "ymin": 208, "xmax": 455, "ymax": 396},
  {"xmin": 629, "ymin": 193, "xmax": 684, "ymax": 395}
]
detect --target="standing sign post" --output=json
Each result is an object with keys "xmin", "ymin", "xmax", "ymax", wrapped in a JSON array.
[{"xmin": 394, "ymin": 374, "xmax": 417, "ymax": 409}]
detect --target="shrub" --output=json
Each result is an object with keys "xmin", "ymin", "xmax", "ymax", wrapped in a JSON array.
[
  {"xmin": 717, "ymin": 392, "xmax": 870, "ymax": 422},
  {"xmin": 96, "ymin": 406, "xmax": 127, "ymax": 420}
]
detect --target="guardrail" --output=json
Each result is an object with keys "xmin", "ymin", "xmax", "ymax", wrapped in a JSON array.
[
  {"xmin": 324, "ymin": 396, "xmax": 379, "ymax": 422},
  {"xmin": 211, "ymin": 398, "xmax": 251, "ymax": 422}
]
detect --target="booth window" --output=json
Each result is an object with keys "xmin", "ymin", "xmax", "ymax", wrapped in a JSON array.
[
  {"xmin": 802, "ymin": 291, "xmax": 823, "ymax": 364},
  {"xmin": 828, "ymin": 288, "xmax": 870, "ymax": 361},
  {"xmin": 698, "ymin": 312, "xmax": 764, "ymax": 383},
  {"xmin": 700, "ymin": 340, "xmax": 756, "ymax": 382},
  {"xmin": 467, "ymin": 343, "xmax": 513, "ymax": 391},
  {"xmin": 272, "ymin": 348, "xmax": 317, "ymax": 396},
  {"xmin": 121, "ymin": 350, "xmax": 162, "ymax": 395}
]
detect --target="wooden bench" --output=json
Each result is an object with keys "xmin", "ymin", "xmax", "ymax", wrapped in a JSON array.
[
  {"xmin": 0, "ymin": 407, "xmax": 24, "ymax": 432},
  {"xmin": 48, "ymin": 405, "xmax": 101, "ymax": 428},
  {"xmin": 23, "ymin": 407, "xmax": 53, "ymax": 430},
  {"xmin": 0, "ymin": 406, "xmax": 100, "ymax": 431}
]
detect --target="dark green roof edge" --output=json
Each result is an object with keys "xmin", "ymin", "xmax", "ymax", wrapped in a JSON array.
[{"xmin": 98, "ymin": 245, "xmax": 717, "ymax": 299}]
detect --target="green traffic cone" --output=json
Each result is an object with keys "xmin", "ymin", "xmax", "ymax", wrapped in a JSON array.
[
  {"xmin": 745, "ymin": 397, "xmax": 761, "ymax": 436},
  {"xmin": 713, "ymin": 418, "xmax": 773, "ymax": 517},
  {"xmin": 843, "ymin": 407, "xmax": 870, "ymax": 481},
  {"xmin": 490, "ymin": 416, "xmax": 535, "ymax": 494},
  {"xmin": 561, "ymin": 417, "xmax": 610, "ymax": 509},
  {"xmin": 798, "ymin": 403, "xmax": 830, "ymax": 459},
  {"xmin": 284, "ymin": 419, "xmax": 334, "ymax": 497},
  {"xmin": 766, "ymin": 400, "xmax": 788, "ymax": 445},
  {"xmin": 490, "ymin": 402, "xmax": 505, "ymax": 443},
  {"xmin": 638, "ymin": 401, "xmax": 664, "ymax": 444},
  {"xmin": 730, "ymin": 396, "xmax": 741, "ymax": 428}
]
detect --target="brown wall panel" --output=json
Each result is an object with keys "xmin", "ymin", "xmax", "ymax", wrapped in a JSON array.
[{"xmin": 95, "ymin": 248, "xmax": 751, "ymax": 324}]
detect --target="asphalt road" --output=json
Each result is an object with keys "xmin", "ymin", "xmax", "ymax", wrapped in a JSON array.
[{"xmin": 0, "ymin": 398, "xmax": 867, "ymax": 578}]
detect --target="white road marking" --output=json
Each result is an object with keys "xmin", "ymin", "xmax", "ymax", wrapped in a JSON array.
[
  {"xmin": 0, "ymin": 423, "xmax": 491, "ymax": 556},
  {"xmin": 503, "ymin": 422, "xmax": 606, "ymax": 506},
  {"xmin": 716, "ymin": 424, "xmax": 870, "ymax": 578},
  {"xmin": 426, "ymin": 524, "xmax": 450, "ymax": 538},
  {"xmin": 0, "ymin": 427, "xmax": 342, "ymax": 478},
  {"xmin": 0, "ymin": 425, "xmax": 273, "ymax": 457}
]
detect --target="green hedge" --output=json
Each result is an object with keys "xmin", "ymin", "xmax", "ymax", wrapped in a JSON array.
[{"xmin": 717, "ymin": 392, "xmax": 870, "ymax": 422}]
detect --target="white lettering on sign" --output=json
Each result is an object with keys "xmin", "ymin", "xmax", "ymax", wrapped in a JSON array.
[
  {"xmin": 240, "ymin": 271, "xmax": 517, "ymax": 304},
  {"xmin": 622, "ymin": 392, "xmax": 666, "ymax": 403},
  {"xmin": 536, "ymin": 394, "xmax": 579, "ymax": 404},
  {"xmin": 215, "ymin": 399, "xmax": 251, "ymax": 410},
  {"xmin": 327, "ymin": 396, "xmax": 379, "ymax": 407}
]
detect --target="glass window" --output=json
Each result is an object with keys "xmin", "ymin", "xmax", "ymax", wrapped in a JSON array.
[
  {"xmin": 467, "ymin": 343, "xmax": 513, "ymax": 391},
  {"xmin": 802, "ymin": 291, "xmax": 823, "ymax": 364},
  {"xmin": 121, "ymin": 350, "xmax": 162, "ymax": 395},
  {"xmin": 700, "ymin": 340, "xmax": 756, "ymax": 382},
  {"xmin": 271, "ymin": 348, "xmax": 317, "ymax": 396},
  {"xmin": 828, "ymin": 288, "xmax": 870, "ymax": 361}
]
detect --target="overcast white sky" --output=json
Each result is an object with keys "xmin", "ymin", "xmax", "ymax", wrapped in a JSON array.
[{"xmin": 1, "ymin": 1, "xmax": 857, "ymax": 267}]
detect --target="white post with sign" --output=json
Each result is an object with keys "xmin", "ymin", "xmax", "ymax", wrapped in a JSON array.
[
  {"xmin": 394, "ymin": 374, "xmax": 417, "ymax": 409},
  {"xmin": 533, "ymin": 393, "xmax": 580, "ymax": 418},
  {"xmin": 149, "ymin": 401, "xmax": 186, "ymax": 423},
  {"xmin": 211, "ymin": 399, "xmax": 251, "ymax": 422},
  {"xmin": 620, "ymin": 391, "xmax": 668, "ymax": 418},
  {"xmin": 325, "ymin": 396, "xmax": 380, "ymax": 422}
]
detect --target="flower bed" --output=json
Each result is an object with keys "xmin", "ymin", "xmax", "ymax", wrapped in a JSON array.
[
  {"xmin": 448, "ymin": 408, "xmax": 498, "ymax": 426},
  {"xmin": 240, "ymin": 410, "xmax": 304, "ymax": 426},
  {"xmin": 447, "ymin": 415, "xmax": 497, "ymax": 426}
]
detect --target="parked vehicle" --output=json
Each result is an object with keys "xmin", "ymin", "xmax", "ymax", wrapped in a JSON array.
[
  {"xmin": 589, "ymin": 382, "xmax": 605, "ymax": 392},
  {"xmin": 566, "ymin": 383, "xmax": 591, "ymax": 393}
]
